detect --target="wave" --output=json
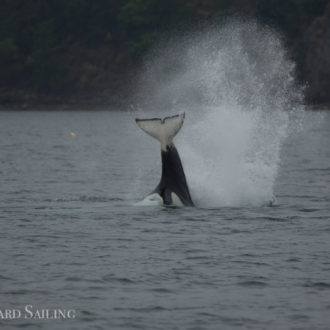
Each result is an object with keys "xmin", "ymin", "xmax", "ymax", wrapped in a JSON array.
[{"xmin": 133, "ymin": 20, "xmax": 304, "ymax": 207}]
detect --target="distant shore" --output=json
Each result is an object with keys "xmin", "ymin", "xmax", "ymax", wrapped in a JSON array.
[
  {"xmin": 0, "ymin": 91, "xmax": 129, "ymax": 111},
  {"xmin": 0, "ymin": 102, "xmax": 329, "ymax": 111},
  {"xmin": 1, "ymin": 88, "xmax": 329, "ymax": 112},
  {"xmin": 0, "ymin": 103, "xmax": 122, "ymax": 111}
]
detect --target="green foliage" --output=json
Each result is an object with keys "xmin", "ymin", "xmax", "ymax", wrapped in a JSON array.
[
  {"xmin": 0, "ymin": 37, "xmax": 19, "ymax": 59},
  {"xmin": 0, "ymin": 0, "xmax": 125, "ymax": 90},
  {"xmin": 118, "ymin": 0, "xmax": 194, "ymax": 56},
  {"xmin": 0, "ymin": 37, "xmax": 24, "ymax": 84},
  {"xmin": 0, "ymin": 0, "xmax": 329, "ymax": 94},
  {"xmin": 255, "ymin": 0, "xmax": 329, "ymax": 37},
  {"xmin": 118, "ymin": 0, "xmax": 156, "ymax": 55}
]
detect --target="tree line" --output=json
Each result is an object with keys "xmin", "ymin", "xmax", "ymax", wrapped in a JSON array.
[{"xmin": 0, "ymin": 0, "xmax": 329, "ymax": 104}]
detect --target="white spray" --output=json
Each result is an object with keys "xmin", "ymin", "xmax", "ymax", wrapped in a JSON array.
[{"xmin": 133, "ymin": 20, "xmax": 304, "ymax": 207}]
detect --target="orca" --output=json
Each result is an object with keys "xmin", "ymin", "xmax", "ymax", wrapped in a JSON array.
[{"xmin": 135, "ymin": 113, "xmax": 194, "ymax": 207}]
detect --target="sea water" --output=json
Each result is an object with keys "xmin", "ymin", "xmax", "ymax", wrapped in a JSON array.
[
  {"xmin": 0, "ymin": 109, "xmax": 329, "ymax": 330},
  {"xmin": 1, "ymin": 20, "xmax": 330, "ymax": 330}
]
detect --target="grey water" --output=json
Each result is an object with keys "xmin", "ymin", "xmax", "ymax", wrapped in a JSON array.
[{"xmin": 0, "ymin": 110, "xmax": 329, "ymax": 330}]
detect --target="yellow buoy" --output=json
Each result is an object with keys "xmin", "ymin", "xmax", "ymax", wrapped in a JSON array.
[{"xmin": 70, "ymin": 132, "xmax": 76, "ymax": 137}]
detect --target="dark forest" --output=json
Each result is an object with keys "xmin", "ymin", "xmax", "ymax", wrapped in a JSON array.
[{"xmin": 1, "ymin": 0, "xmax": 329, "ymax": 109}]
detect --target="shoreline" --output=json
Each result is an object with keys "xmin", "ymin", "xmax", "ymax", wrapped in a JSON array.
[
  {"xmin": 0, "ymin": 103, "xmax": 329, "ymax": 111},
  {"xmin": 0, "ymin": 104, "xmax": 123, "ymax": 111}
]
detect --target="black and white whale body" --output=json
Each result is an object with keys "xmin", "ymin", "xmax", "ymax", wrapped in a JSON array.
[{"xmin": 135, "ymin": 113, "xmax": 194, "ymax": 207}]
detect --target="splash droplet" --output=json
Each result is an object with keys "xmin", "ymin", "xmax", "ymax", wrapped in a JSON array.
[{"xmin": 133, "ymin": 20, "xmax": 305, "ymax": 207}]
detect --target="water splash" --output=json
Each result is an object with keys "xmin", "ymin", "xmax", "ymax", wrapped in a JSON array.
[{"xmin": 133, "ymin": 20, "xmax": 304, "ymax": 207}]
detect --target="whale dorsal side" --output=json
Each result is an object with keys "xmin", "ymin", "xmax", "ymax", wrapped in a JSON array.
[{"xmin": 135, "ymin": 113, "xmax": 194, "ymax": 207}]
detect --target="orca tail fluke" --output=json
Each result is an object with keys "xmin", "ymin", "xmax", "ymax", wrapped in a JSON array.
[{"xmin": 135, "ymin": 113, "xmax": 185, "ymax": 151}]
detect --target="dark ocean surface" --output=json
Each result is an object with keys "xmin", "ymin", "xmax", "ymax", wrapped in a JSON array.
[{"xmin": 0, "ymin": 110, "xmax": 329, "ymax": 329}]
